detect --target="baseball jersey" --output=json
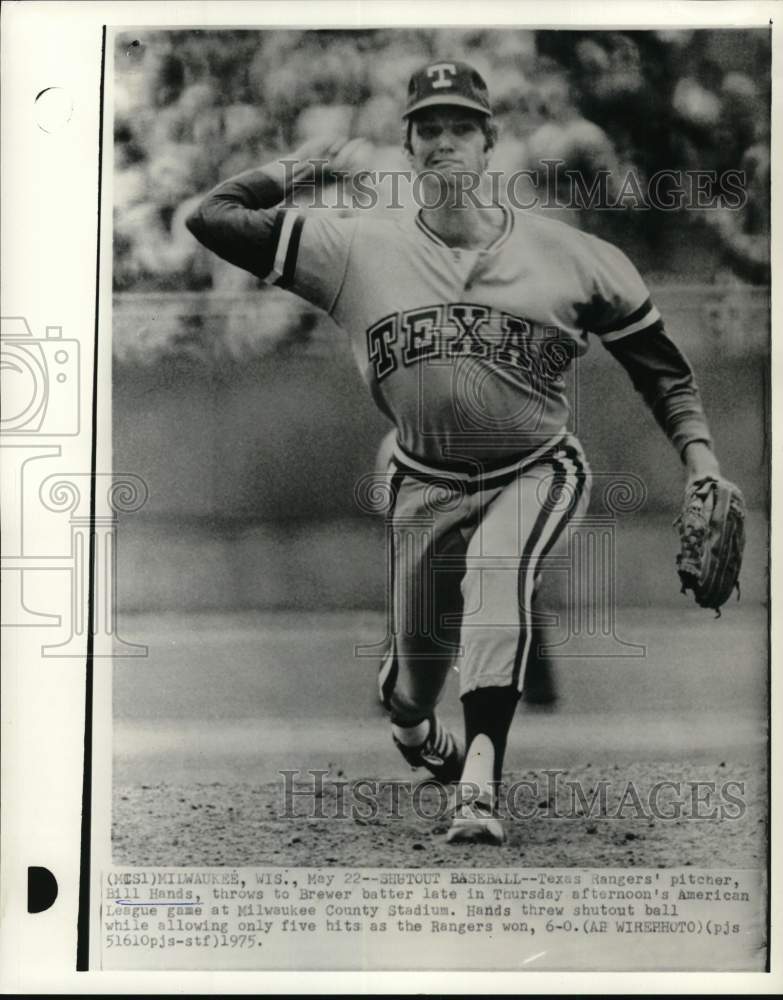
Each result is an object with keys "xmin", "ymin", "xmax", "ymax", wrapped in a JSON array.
[{"xmin": 264, "ymin": 205, "xmax": 664, "ymax": 466}]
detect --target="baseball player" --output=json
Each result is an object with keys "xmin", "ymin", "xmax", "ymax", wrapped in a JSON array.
[{"xmin": 187, "ymin": 61, "xmax": 721, "ymax": 845}]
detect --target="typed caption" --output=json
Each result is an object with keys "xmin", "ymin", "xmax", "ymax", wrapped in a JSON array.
[{"xmin": 101, "ymin": 866, "xmax": 766, "ymax": 971}]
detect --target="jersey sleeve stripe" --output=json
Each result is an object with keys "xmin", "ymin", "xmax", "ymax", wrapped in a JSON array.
[
  {"xmin": 263, "ymin": 210, "xmax": 298, "ymax": 286},
  {"xmin": 590, "ymin": 296, "xmax": 655, "ymax": 336},
  {"xmin": 600, "ymin": 312, "xmax": 663, "ymax": 343},
  {"xmin": 280, "ymin": 214, "xmax": 305, "ymax": 289},
  {"xmin": 590, "ymin": 296, "xmax": 661, "ymax": 339},
  {"xmin": 593, "ymin": 297, "xmax": 662, "ymax": 342}
]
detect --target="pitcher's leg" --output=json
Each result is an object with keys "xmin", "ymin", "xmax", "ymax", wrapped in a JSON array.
[
  {"xmin": 386, "ymin": 518, "xmax": 466, "ymax": 723},
  {"xmin": 521, "ymin": 578, "xmax": 559, "ymax": 707},
  {"xmin": 449, "ymin": 442, "xmax": 591, "ymax": 843},
  {"xmin": 383, "ymin": 474, "xmax": 470, "ymax": 782},
  {"xmin": 459, "ymin": 445, "xmax": 590, "ymax": 697}
]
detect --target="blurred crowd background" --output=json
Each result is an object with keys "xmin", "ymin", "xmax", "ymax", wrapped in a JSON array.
[{"xmin": 114, "ymin": 27, "xmax": 770, "ymax": 295}]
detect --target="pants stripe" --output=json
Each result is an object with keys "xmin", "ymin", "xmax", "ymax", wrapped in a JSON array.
[
  {"xmin": 379, "ymin": 461, "xmax": 405, "ymax": 709},
  {"xmin": 511, "ymin": 443, "xmax": 588, "ymax": 691}
]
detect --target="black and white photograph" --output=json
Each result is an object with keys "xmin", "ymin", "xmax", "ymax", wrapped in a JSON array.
[
  {"xmin": 112, "ymin": 21, "xmax": 769, "ymax": 870},
  {"xmin": 1, "ymin": 2, "xmax": 777, "ymax": 985}
]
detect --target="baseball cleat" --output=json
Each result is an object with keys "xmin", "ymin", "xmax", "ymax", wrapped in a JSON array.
[
  {"xmin": 392, "ymin": 715, "xmax": 464, "ymax": 784},
  {"xmin": 446, "ymin": 794, "xmax": 505, "ymax": 845}
]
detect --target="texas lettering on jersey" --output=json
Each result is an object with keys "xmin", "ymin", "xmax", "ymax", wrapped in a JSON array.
[
  {"xmin": 366, "ymin": 303, "xmax": 575, "ymax": 389},
  {"xmin": 263, "ymin": 205, "xmax": 672, "ymax": 463}
]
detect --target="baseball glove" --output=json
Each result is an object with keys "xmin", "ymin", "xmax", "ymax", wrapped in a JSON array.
[{"xmin": 674, "ymin": 476, "xmax": 746, "ymax": 615}]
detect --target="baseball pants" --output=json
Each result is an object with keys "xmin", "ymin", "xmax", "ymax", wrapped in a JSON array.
[{"xmin": 380, "ymin": 434, "xmax": 591, "ymax": 722}]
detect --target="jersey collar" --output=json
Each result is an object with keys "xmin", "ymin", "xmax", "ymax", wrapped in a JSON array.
[{"xmin": 413, "ymin": 203, "xmax": 514, "ymax": 253}]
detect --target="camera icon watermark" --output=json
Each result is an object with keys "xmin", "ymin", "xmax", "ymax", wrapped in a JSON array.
[{"xmin": 0, "ymin": 316, "xmax": 80, "ymax": 436}]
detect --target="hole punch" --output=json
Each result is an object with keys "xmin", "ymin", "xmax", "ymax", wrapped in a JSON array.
[
  {"xmin": 27, "ymin": 866, "xmax": 58, "ymax": 913},
  {"xmin": 33, "ymin": 87, "xmax": 73, "ymax": 134}
]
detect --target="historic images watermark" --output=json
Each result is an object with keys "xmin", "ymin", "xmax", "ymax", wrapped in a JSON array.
[
  {"xmin": 279, "ymin": 159, "xmax": 747, "ymax": 213},
  {"xmin": 277, "ymin": 769, "xmax": 747, "ymax": 823}
]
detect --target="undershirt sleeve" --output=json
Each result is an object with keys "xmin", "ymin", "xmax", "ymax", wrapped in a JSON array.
[
  {"xmin": 604, "ymin": 326, "xmax": 714, "ymax": 457},
  {"xmin": 185, "ymin": 167, "xmax": 288, "ymax": 278}
]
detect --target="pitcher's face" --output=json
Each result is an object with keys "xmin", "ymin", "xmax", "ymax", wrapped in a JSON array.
[{"xmin": 406, "ymin": 108, "xmax": 490, "ymax": 199}]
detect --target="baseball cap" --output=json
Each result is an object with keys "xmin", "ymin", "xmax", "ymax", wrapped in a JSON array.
[{"xmin": 402, "ymin": 60, "xmax": 492, "ymax": 119}]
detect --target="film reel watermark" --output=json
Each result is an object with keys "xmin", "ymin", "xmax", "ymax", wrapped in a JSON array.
[
  {"xmin": 353, "ymin": 471, "xmax": 468, "ymax": 662},
  {"xmin": 352, "ymin": 465, "xmax": 648, "ymax": 663},
  {"xmin": 1, "ymin": 315, "xmax": 148, "ymax": 657},
  {"xmin": 1, "ymin": 470, "xmax": 149, "ymax": 658},
  {"xmin": 37, "ymin": 473, "xmax": 149, "ymax": 657},
  {"xmin": 531, "ymin": 470, "xmax": 648, "ymax": 658}
]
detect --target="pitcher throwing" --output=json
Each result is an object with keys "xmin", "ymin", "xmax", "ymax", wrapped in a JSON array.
[{"xmin": 187, "ymin": 60, "xmax": 725, "ymax": 845}]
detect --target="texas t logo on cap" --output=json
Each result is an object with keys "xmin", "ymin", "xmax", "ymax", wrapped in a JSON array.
[
  {"xmin": 427, "ymin": 63, "xmax": 458, "ymax": 89},
  {"xmin": 403, "ymin": 60, "xmax": 493, "ymax": 118}
]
